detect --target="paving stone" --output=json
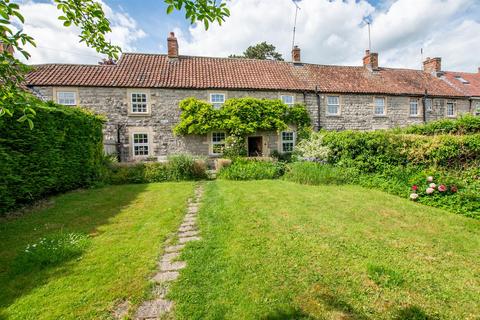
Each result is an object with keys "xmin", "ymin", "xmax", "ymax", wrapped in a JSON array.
[
  {"xmin": 135, "ymin": 299, "xmax": 173, "ymax": 319},
  {"xmin": 185, "ymin": 213, "xmax": 197, "ymax": 219},
  {"xmin": 183, "ymin": 217, "xmax": 197, "ymax": 224},
  {"xmin": 161, "ymin": 252, "xmax": 180, "ymax": 262},
  {"xmin": 164, "ymin": 244, "xmax": 184, "ymax": 253},
  {"xmin": 178, "ymin": 224, "xmax": 196, "ymax": 232},
  {"xmin": 179, "ymin": 236, "xmax": 201, "ymax": 244},
  {"xmin": 153, "ymin": 271, "xmax": 179, "ymax": 283},
  {"xmin": 178, "ymin": 230, "xmax": 199, "ymax": 237},
  {"xmin": 160, "ymin": 260, "xmax": 186, "ymax": 272}
]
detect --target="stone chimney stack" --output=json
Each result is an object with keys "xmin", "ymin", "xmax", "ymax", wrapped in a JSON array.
[
  {"xmin": 292, "ymin": 46, "xmax": 301, "ymax": 63},
  {"xmin": 0, "ymin": 41, "xmax": 14, "ymax": 55},
  {"xmin": 363, "ymin": 50, "xmax": 378, "ymax": 70},
  {"xmin": 423, "ymin": 57, "xmax": 442, "ymax": 75},
  {"xmin": 167, "ymin": 32, "xmax": 178, "ymax": 59}
]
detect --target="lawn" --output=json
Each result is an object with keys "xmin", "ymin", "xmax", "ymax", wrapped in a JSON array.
[
  {"xmin": 0, "ymin": 182, "xmax": 195, "ymax": 320},
  {"xmin": 170, "ymin": 180, "xmax": 480, "ymax": 319}
]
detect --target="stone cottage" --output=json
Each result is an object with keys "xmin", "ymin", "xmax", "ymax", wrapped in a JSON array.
[{"xmin": 25, "ymin": 32, "xmax": 473, "ymax": 161}]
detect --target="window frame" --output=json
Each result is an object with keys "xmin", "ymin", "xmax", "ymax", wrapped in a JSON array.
[
  {"xmin": 280, "ymin": 131, "xmax": 296, "ymax": 153},
  {"xmin": 130, "ymin": 92, "xmax": 149, "ymax": 114},
  {"xmin": 209, "ymin": 93, "xmax": 226, "ymax": 109},
  {"xmin": 374, "ymin": 97, "xmax": 386, "ymax": 116},
  {"xmin": 475, "ymin": 101, "xmax": 480, "ymax": 116},
  {"xmin": 446, "ymin": 101, "xmax": 456, "ymax": 117},
  {"xmin": 425, "ymin": 98, "xmax": 433, "ymax": 112},
  {"xmin": 211, "ymin": 132, "xmax": 226, "ymax": 155},
  {"xmin": 132, "ymin": 132, "xmax": 150, "ymax": 157},
  {"xmin": 326, "ymin": 95, "xmax": 340, "ymax": 116},
  {"xmin": 56, "ymin": 91, "xmax": 77, "ymax": 106},
  {"xmin": 280, "ymin": 95, "xmax": 295, "ymax": 106},
  {"xmin": 409, "ymin": 98, "xmax": 420, "ymax": 117}
]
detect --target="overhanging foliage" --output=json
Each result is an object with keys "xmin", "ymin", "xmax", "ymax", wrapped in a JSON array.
[{"xmin": 173, "ymin": 97, "xmax": 311, "ymax": 136}]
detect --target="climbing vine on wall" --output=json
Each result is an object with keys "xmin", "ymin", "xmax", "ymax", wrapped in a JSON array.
[{"xmin": 173, "ymin": 97, "xmax": 311, "ymax": 136}]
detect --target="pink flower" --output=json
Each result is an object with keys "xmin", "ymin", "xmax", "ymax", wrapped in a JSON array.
[
  {"xmin": 410, "ymin": 193, "xmax": 419, "ymax": 200},
  {"xmin": 411, "ymin": 185, "xmax": 418, "ymax": 191},
  {"xmin": 426, "ymin": 187, "xmax": 435, "ymax": 194},
  {"xmin": 427, "ymin": 176, "xmax": 434, "ymax": 182},
  {"xmin": 450, "ymin": 185, "xmax": 458, "ymax": 193},
  {"xmin": 429, "ymin": 183, "xmax": 436, "ymax": 189},
  {"xmin": 438, "ymin": 184, "xmax": 447, "ymax": 192}
]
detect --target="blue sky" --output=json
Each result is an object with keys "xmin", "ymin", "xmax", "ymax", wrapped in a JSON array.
[{"xmin": 17, "ymin": 0, "xmax": 480, "ymax": 72}]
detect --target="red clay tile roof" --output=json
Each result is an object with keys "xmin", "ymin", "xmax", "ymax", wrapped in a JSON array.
[
  {"xmin": 441, "ymin": 71, "xmax": 480, "ymax": 97},
  {"xmin": 25, "ymin": 53, "xmax": 465, "ymax": 97}
]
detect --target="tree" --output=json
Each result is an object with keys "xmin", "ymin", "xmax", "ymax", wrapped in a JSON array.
[
  {"xmin": 229, "ymin": 42, "xmax": 283, "ymax": 61},
  {"xmin": 0, "ymin": 0, "xmax": 230, "ymax": 127}
]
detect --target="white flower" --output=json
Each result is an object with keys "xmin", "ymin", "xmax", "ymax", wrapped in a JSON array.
[
  {"xmin": 426, "ymin": 187, "xmax": 435, "ymax": 194},
  {"xmin": 429, "ymin": 183, "xmax": 436, "ymax": 189},
  {"xmin": 410, "ymin": 193, "xmax": 419, "ymax": 200},
  {"xmin": 427, "ymin": 176, "xmax": 434, "ymax": 182}
]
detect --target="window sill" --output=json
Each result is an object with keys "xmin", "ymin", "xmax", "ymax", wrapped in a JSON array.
[
  {"xmin": 409, "ymin": 115, "xmax": 422, "ymax": 118},
  {"xmin": 373, "ymin": 115, "xmax": 387, "ymax": 118},
  {"xmin": 326, "ymin": 114, "xmax": 342, "ymax": 117},
  {"xmin": 128, "ymin": 113, "xmax": 151, "ymax": 117}
]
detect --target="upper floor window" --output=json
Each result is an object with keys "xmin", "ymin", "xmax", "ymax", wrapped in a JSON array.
[
  {"xmin": 210, "ymin": 93, "xmax": 225, "ymax": 109},
  {"xmin": 425, "ymin": 98, "xmax": 433, "ymax": 112},
  {"xmin": 133, "ymin": 133, "xmax": 149, "ymax": 156},
  {"xmin": 281, "ymin": 95, "xmax": 295, "ymax": 106},
  {"xmin": 57, "ymin": 91, "xmax": 76, "ymax": 105},
  {"xmin": 410, "ymin": 98, "xmax": 419, "ymax": 116},
  {"xmin": 211, "ymin": 132, "xmax": 226, "ymax": 155},
  {"xmin": 374, "ymin": 97, "xmax": 386, "ymax": 115},
  {"xmin": 446, "ymin": 102, "xmax": 455, "ymax": 117},
  {"xmin": 131, "ymin": 93, "xmax": 148, "ymax": 113},
  {"xmin": 281, "ymin": 131, "xmax": 295, "ymax": 153},
  {"xmin": 326, "ymin": 96, "xmax": 340, "ymax": 115}
]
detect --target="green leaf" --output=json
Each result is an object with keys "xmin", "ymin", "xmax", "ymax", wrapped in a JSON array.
[{"xmin": 166, "ymin": 5, "xmax": 174, "ymax": 14}]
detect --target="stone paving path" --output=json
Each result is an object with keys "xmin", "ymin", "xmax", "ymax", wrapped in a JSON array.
[{"xmin": 133, "ymin": 184, "xmax": 204, "ymax": 319}]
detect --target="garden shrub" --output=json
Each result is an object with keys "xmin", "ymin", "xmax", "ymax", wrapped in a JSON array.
[
  {"xmin": 217, "ymin": 158, "xmax": 285, "ymax": 180},
  {"xmin": 107, "ymin": 154, "xmax": 207, "ymax": 184},
  {"xmin": 0, "ymin": 101, "xmax": 105, "ymax": 214},
  {"xmin": 283, "ymin": 162, "xmax": 357, "ymax": 185},
  {"xmin": 399, "ymin": 114, "xmax": 480, "ymax": 135}
]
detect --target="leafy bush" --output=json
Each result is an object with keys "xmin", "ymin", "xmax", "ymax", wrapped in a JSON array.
[
  {"xmin": 399, "ymin": 114, "xmax": 480, "ymax": 135},
  {"xmin": 217, "ymin": 158, "xmax": 285, "ymax": 180},
  {"xmin": 0, "ymin": 101, "xmax": 105, "ymax": 214},
  {"xmin": 13, "ymin": 232, "xmax": 90, "ymax": 273},
  {"xmin": 107, "ymin": 154, "xmax": 207, "ymax": 184},
  {"xmin": 283, "ymin": 162, "xmax": 357, "ymax": 185}
]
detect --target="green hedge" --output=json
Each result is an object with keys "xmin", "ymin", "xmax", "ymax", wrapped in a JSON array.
[
  {"xmin": 398, "ymin": 114, "xmax": 480, "ymax": 135},
  {"xmin": 107, "ymin": 155, "xmax": 208, "ymax": 184},
  {"xmin": 0, "ymin": 101, "xmax": 105, "ymax": 214},
  {"xmin": 217, "ymin": 158, "xmax": 285, "ymax": 180}
]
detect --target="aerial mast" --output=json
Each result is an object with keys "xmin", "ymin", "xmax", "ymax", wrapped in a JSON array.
[{"xmin": 291, "ymin": 0, "xmax": 301, "ymax": 50}]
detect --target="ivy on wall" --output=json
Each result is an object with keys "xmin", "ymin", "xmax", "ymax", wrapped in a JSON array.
[{"xmin": 173, "ymin": 97, "xmax": 311, "ymax": 136}]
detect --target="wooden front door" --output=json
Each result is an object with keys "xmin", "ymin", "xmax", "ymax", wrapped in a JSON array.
[{"xmin": 248, "ymin": 136, "xmax": 263, "ymax": 156}]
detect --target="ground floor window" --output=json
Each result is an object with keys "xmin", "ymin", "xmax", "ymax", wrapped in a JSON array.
[
  {"xmin": 133, "ymin": 133, "xmax": 149, "ymax": 156},
  {"xmin": 281, "ymin": 131, "xmax": 295, "ymax": 152},
  {"xmin": 212, "ymin": 132, "xmax": 226, "ymax": 155},
  {"xmin": 476, "ymin": 103, "xmax": 480, "ymax": 116},
  {"xmin": 425, "ymin": 98, "xmax": 433, "ymax": 112},
  {"xmin": 446, "ymin": 102, "xmax": 455, "ymax": 117},
  {"xmin": 410, "ymin": 98, "xmax": 419, "ymax": 116}
]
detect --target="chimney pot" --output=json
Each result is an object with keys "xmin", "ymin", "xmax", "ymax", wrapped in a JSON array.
[
  {"xmin": 167, "ymin": 32, "xmax": 178, "ymax": 59},
  {"xmin": 292, "ymin": 45, "xmax": 301, "ymax": 63},
  {"xmin": 363, "ymin": 50, "xmax": 378, "ymax": 70},
  {"xmin": 0, "ymin": 41, "xmax": 14, "ymax": 55},
  {"xmin": 423, "ymin": 57, "xmax": 441, "ymax": 75}
]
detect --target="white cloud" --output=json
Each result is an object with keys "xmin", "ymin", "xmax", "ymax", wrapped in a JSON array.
[
  {"xmin": 175, "ymin": 0, "xmax": 480, "ymax": 72},
  {"xmin": 16, "ymin": 0, "xmax": 146, "ymax": 64}
]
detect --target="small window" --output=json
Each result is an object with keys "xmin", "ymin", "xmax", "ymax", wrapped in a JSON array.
[
  {"xmin": 410, "ymin": 98, "xmax": 419, "ymax": 116},
  {"xmin": 326, "ymin": 96, "xmax": 340, "ymax": 115},
  {"xmin": 281, "ymin": 131, "xmax": 295, "ymax": 153},
  {"xmin": 211, "ymin": 132, "xmax": 226, "ymax": 155},
  {"xmin": 131, "ymin": 93, "xmax": 148, "ymax": 113},
  {"xmin": 133, "ymin": 133, "xmax": 149, "ymax": 156},
  {"xmin": 57, "ymin": 91, "xmax": 76, "ymax": 105},
  {"xmin": 281, "ymin": 95, "xmax": 295, "ymax": 106},
  {"xmin": 446, "ymin": 102, "xmax": 455, "ymax": 117},
  {"xmin": 475, "ymin": 102, "xmax": 480, "ymax": 116},
  {"xmin": 454, "ymin": 76, "xmax": 469, "ymax": 84},
  {"xmin": 374, "ymin": 97, "xmax": 386, "ymax": 115},
  {"xmin": 210, "ymin": 93, "xmax": 225, "ymax": 109},
  {"xmin": 425, "ymin": 98, "xmax": 433, "ymax": 112}
]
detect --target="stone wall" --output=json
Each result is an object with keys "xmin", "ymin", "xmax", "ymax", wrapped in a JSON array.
[{"xmin": 31, "ymin": 86, "xmax": 472, "ymax": 161}]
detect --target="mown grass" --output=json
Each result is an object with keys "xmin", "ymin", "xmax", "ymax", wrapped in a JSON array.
[
  {"xmin": 169, "ymin": 180, "xmax": 480, "ymax": 319},
  {"xmin": 0, "ymin": 182, "xmax": 194, "ymax": 320}
]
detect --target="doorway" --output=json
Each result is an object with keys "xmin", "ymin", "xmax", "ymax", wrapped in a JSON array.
[{"xmin": 248, "ymin": 136, "xmax": 263, "ymax": 157}]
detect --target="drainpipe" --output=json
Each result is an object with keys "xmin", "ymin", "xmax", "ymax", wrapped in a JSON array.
[
  {"xmin": 422, "ymin": 89, "xmax": 428, "ymax": 123},
  {"xmin": 469, "ymin": 98, "xmax": 473, "ymax": 114},
  {"xmin": 315, "ymin": 86, "xmax": 321, "ymax": 131},
  {"xmin": 116, "ymin": 123, "xmax": 124, "ymax": 162}
]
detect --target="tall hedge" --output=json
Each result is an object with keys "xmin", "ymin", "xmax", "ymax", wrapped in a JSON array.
[{"xmin": 0, "ymin": 101, "xmax": 105, "ymax": 214}]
